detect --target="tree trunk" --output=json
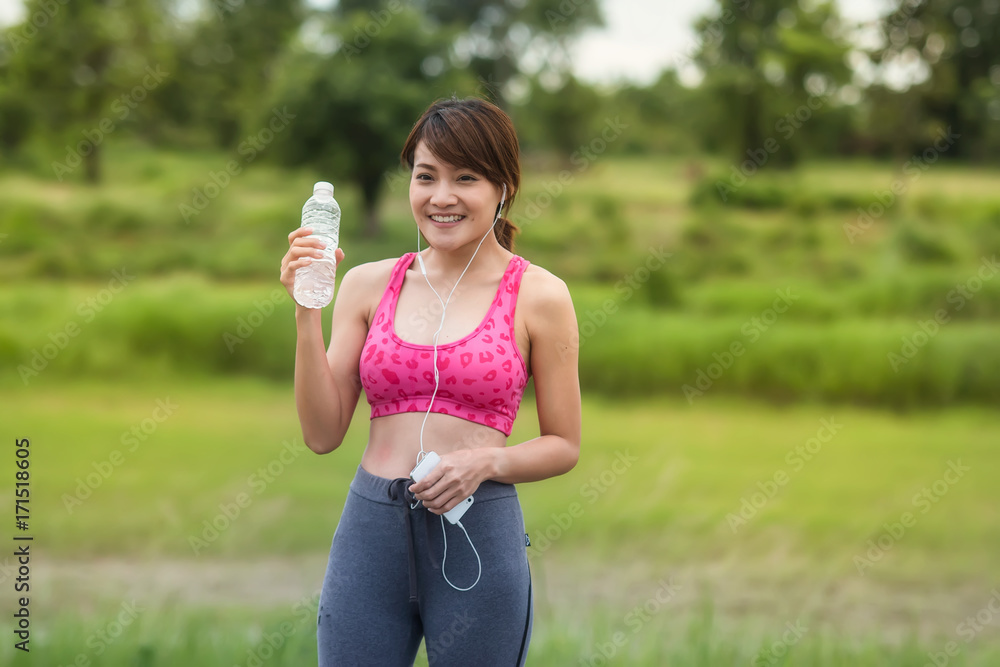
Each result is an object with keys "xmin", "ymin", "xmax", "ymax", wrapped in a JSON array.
[
  {"xmin": 84, "ymin": 142, "xmax": 101, "ymax": 184},
  {"xmin": 361, "ymin": 176, "xmax": 381, "ymax": 238}
]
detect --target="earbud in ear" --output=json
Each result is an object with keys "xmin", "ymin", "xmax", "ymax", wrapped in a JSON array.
[{"xmin": 495, "ymin": 183, "xmax": 507, "ymax": 221}]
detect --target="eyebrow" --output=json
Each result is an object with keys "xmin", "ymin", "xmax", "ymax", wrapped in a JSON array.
[{"xmin": 415, "ymin": 163, "xmax": 437, "ymax": 170}]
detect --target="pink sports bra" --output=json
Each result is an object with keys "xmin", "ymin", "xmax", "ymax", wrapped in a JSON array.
[{"xmin": 359, "ymin": 252, "xmax": 531, "ymax": 436}]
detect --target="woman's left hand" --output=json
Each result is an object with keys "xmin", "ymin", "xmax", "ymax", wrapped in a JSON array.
[{"xmin": 409, "ymin": 448, "xmax": 496, "ymax": 515}]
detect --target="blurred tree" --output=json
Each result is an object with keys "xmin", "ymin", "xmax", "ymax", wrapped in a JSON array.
[
  {"xmin": 2, "ymin": 0, "xmax": 171, "ymax": 183},
  {"xmin": 613, "ymin": 70, "xmax": 703, "ymax": 156},
  {"xmin": 876, "ymin": 0, "xmax": 1000, "ymax": 161},
  {"xmin": 168, "ymin": 0, "xmax": 305, "ymax": 148},
  {"xmin": 269, "ymin": 5, "xmax": 473, "ymax": 237},
  {"xmin": 693, "ymin": 0, "xmax": 852, "ymax": 167},
  {"xmin": 0, "ymin": 51, "xmax": 33, "ymax": 158},
  {"xmin": 515, "ymin": 73, "xmax": 604, "ymax": 157},
  {"xmin": 337, "ymin": 0, "xmax": 603, "ymax": 106}
]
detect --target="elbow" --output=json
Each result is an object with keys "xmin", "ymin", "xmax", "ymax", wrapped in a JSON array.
[
  {"xmin": 304, "ymin": 434, "xmax": 341, "ymax": 455},
  {"xmin": 561, "ymin": 438, "xmax": 580, "ymax": 475}
]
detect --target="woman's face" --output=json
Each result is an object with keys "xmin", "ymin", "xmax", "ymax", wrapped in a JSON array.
[{"xmin": 409, "ymin": 140, "xmax": 503, "ymax": 253}]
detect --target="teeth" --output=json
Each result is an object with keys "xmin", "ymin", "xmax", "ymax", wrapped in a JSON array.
[{"xmin": 430, "ymin": 215, "xmax": 464, "ymax": 223}]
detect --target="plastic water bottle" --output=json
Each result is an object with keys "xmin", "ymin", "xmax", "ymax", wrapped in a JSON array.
[{"xmin": 293, "ymin": 181, "xmax": 341, "ymax": 309}]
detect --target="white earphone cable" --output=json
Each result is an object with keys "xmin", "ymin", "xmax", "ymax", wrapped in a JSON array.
[
  {"xmin": 411, "ymin": 183, "xmax": 506, "ymax": 593},
  {"xmin": 415, "ymin": 184, "xmax": 506, "ymax": 464},
  {"xmin": 441, "ymin": 516, "xmax": 482, "ymax": 591}
]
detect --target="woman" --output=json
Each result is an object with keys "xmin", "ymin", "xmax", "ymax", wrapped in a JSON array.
[{"xmin": 279, "ymin": 97, "xmax": 582, "ymax": 666}]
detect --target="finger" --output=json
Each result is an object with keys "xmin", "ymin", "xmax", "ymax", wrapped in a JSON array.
[
  {"xmin": 283, "ymin": 258, "xmax": 313, "ymax": 276},
  {"xmin": 287, "ymin": 246, "xmax": 325, "ymax": 261},
  {"xmin": 292, "ymin": 236, "xmax": 326, "ymax": 250},
  {"xmin": 288, "ymin": 227, "xmax": 313, "ymax": 244},
  {"xmin": 410, "ymin": 468, "xmax": 443, "ymax": 496}
]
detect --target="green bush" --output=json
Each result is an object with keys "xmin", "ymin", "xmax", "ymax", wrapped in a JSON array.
[
  {"xmin": 576, "ymin": 308, "xmax": 1000, "ymax": 408},
  {"xmin": 4, "ymin": 281, "xmax": 998, "ymax": 407}
]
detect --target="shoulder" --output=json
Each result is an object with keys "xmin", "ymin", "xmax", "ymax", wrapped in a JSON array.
[
  {"xmin": 336, "ymin": 255, "xmax": 409, "ymax": 322},
  {"xmin": 341, "ymin": 255, "xmax": 407, "ymax": 293},
  {"xmin": 518, "ymin": 261, "xmax": 575, "ymax": 328},
  {"xmin": 519, "ymin": 261, "xmax": 573, "ymax": 309}
]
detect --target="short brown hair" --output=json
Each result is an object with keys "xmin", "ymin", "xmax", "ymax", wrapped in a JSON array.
[{"xmin": 401, "ymin": 97, "xmax": 521, "ymax": 252}]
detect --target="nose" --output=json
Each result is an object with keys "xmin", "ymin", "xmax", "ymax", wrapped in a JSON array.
[{"xmin": 428, "ymin": 180, "xmax": 458, "ymax": 208}]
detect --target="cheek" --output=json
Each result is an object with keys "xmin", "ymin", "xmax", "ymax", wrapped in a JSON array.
[{"xmin": 409, "ymin": 188, "xmax": 423, "ymax": 212}]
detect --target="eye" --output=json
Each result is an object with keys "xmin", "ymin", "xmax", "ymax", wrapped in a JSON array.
[
  {"xmin": 415, "ymin": 173, "xmax": 433, "ymax": 181},
  {"xmin": 458, "ymin": 174, "xmax": 477, "ymax": 182}
]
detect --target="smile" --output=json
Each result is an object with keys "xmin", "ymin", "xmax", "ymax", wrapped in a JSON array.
[{"xmin": 429, "ymin": 215, "xmax": 465, "ymax": 223}]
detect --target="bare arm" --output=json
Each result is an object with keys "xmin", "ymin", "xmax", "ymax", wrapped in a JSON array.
[
  {"xmin": 294, "ymin": 265, "xmax": 372, "ymax": 454},
  {"xmin": 487, "ymin": 271, "xmax": 581, "ymax": 484},
  {"xmin": 280, "ymin": 230, "xmax": 372, "ymax": 454}
]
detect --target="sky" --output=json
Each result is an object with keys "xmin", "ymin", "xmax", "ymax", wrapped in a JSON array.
[
  {"xmin": 571, "ymin": 0, "xmax": 894, "ymax": 86},
  {"xmin": 0, "ymin": 0, "xmax": 896, "ymax": 86}
]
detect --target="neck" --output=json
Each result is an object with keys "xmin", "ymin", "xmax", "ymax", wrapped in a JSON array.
[{"xmin": 419, "ymin": 237, "xmax": 510, "ymax": 281}]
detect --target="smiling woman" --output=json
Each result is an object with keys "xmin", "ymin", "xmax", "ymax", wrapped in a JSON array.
[{"xmin": 278, "ymin": 96, "xmax": 582, "ymax": 666}]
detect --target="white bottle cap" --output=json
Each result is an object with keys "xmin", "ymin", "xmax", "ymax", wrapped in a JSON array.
[{"xmin": 314, "ymin": 181, "xmax": 334, "ymax": 196}]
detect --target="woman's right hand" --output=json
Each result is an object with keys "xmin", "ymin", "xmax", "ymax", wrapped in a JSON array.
[{"xmin": 279, "ymin": 227, "xmax": 346, "ymax": 303}]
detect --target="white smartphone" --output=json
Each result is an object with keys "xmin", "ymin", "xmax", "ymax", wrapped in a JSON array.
[{"xmin": 409, "ymin": 451, "xmax": 474, "ymax": 524}]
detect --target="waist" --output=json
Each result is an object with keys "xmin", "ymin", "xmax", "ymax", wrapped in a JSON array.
[{"xmin": 350, "ymin": 464, "xmax": 518, "ymax": 505}]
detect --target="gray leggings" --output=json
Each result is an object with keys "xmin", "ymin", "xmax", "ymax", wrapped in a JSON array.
[{"xmin": 317, "ymin": 465, "xmax": 533, "ymax": 666}]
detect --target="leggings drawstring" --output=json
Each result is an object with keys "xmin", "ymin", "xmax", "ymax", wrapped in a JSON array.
[{"xmin": 387, "ymin": 477, "xmax": 426, "ymax": 605}]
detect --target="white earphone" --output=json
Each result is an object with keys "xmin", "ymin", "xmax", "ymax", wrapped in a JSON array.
[
  {"xmin": 411, "ymin": 182, "xmax": 507, "ymax": 592},
  {"xmin": 415, "ymin": 181, "xmax": 505, "ymax": 449}
]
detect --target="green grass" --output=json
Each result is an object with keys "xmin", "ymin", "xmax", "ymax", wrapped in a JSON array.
[
  {"xmin": 1, "ymin": 376, "xmax": 999, "ymax": 664},
  {"xmin": 3, "ymin": 147, "xmax": 1000, "ymax": 663},
  {"xmin": 2, "ymin": 375, "xmax": 997, "ymax": 577},
  {"xmin": 5, "ymin": 597, "xmax": 996, "ymax": 666}
]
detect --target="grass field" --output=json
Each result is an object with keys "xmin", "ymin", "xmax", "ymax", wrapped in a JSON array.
[
  {"xmin": 2, "ymin": 375, "xmax": 999, "ymax": 665},
  {"xmin": 2, "ymin": 145, "xmax": 1000, "ymax": 664}
]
